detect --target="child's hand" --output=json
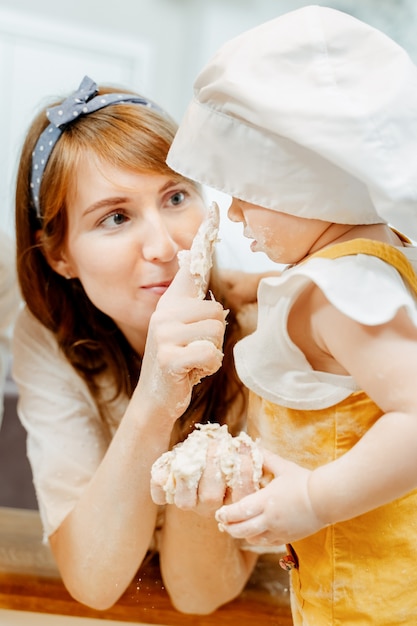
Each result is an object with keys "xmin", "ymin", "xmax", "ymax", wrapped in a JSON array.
[{"xmin": 215, "ymin": 449, "xmax": 325, "ymax": 546}]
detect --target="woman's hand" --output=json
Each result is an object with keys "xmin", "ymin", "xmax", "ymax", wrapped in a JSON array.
[
  {"xmin": 137, "ymin": 260, "xmax": 227, "ymax": 424},
  {"xmin": 159, "ymin": 433, "xmax": 260, "ymax": 614},
  {"xmin": 157, "ymin": 438, "xmax": 230, "ymax": 515},
  {"xmin": 215, "ymin": 449, "xmax": 325, "ymax": 546},
  {"xmin": 196, "ymin": 439, "xmax": 263, "ymax": 515},
  {"xmin": 151, "ymin": 426, "xmax": 263, "ymax": 516}
]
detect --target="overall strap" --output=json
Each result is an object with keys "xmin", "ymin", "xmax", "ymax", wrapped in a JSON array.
[{"xmin": 310, "ymin": 238, "xmax": 417, "ymax": 295}]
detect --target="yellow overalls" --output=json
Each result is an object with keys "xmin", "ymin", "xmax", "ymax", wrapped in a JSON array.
[{"xmin": 247, "ymin": 239, "xmax": 417, "ymax": 625}]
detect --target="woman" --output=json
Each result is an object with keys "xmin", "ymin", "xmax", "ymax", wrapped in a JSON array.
[{"xmin": 13, "ymin": 76, "xmax": 258, "ymax": 613}]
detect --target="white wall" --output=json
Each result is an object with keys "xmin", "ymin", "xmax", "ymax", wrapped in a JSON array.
[
  {"xmin": 0, "ymin": 6, "xmax": 154, "ymax": 236},
  {"xmin": 1, "ymin": 0, "xmax": 414, "ymax": 121}
]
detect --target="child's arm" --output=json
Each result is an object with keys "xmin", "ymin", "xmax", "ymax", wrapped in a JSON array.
[
  {"xmin": 215, "ymin": 296, "xmax": 417, "ymax": 546},
  {"xmin": 308, "ymin": 295, "xmax": 417, "ymax": 525}
]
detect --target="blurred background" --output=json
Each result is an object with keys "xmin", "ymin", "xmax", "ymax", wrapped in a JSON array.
[
  {"xmin": 0, "ymin": 0, "xmax": 416, "ymax": 266},
  {"xmin": 0, "ymin": 0, "xmax": 416, "ymax": 508}
]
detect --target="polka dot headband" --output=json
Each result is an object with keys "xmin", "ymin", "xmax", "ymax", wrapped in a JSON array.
[{"xmin": 30, "ymin": 75, "xmax": 162, "ymax": 218}]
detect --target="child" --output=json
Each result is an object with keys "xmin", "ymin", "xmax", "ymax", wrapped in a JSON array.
[{"xmin": 166, "ymin": 6, "xmax": 417, "ymax": 624}]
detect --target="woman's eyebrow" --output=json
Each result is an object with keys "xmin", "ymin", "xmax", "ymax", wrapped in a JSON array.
[
  {"xmin": 83, "ymin": 197, "xmax": 129, "ymax": 216},
  {"xmin": 159, "ymin": 178, "xmax": 187, "ymax": 193},
  {"xmin": 82, "ymin": 179, "xmax": 186, "ymax": 215}
]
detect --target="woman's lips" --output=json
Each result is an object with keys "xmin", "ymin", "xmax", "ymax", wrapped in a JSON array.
[{"xmin": 141, "ymin": 280, "xmax": 172, "ymax": 295}]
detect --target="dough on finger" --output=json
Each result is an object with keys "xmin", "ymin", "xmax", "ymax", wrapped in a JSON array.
[
  {"xmin": 151, "ymin": 425, "xmax": 213, "ymax": 504},
  {"xmin": 150, "ymin": 423, "xmax": 264, "ymax": 506},
  {"xmin": 178, "ymin": 201, "xmax": 220, "ymax": 299},
  {"xmin": 219, "ymin": 429, "xmax": 264, "ymax": 491},
  {"xmin": 150, "ymin": 453, "xmax": 172, "ymax": 505}
]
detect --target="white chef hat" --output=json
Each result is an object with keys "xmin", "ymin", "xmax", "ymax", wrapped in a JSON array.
[{"xmin": 167, "ymin": 5, "xmax": 417, "ymax": 239}]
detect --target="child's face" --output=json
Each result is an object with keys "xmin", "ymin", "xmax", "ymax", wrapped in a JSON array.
[{"xmin": 228, "ymin": 198, "xmax": 331, "ymax": 265}]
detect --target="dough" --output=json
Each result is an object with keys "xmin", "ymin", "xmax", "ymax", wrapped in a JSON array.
[
  {"xmin": 178, "ymin": 201, "xmax": 220, "ymax": 299},
  {"xmin": 150, "ymin": 423, "xmax": 264, "ymax": 505}
]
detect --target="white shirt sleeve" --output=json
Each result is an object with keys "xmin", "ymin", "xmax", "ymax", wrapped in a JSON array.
[{"xmin": 12, "ymin": 306, "xmax": 120, "ymax": 537}]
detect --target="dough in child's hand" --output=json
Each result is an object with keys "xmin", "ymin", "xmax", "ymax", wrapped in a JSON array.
[
  {"xmin": 150, "ymin": 423, "xmax": 264, "ymax": 505},
  {"xmin": 178, "ymin": 201, "xmax": 220, "ymax": 299}
]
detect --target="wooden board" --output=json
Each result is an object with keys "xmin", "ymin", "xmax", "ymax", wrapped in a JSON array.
[{"xmin": 0, "ymin": 507, "xmax": 293, "ymax": 625}]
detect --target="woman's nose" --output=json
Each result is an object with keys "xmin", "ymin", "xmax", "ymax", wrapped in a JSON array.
[{"xmin": 141, "ymin": 217, "xmax": 179, "ymax": 262}]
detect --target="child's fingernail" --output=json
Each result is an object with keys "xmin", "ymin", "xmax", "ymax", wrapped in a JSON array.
[
  {"xmin": 217, "ymin": 521, "xmax": 226, "ymax": 533},
  {"xmin": 215, "ymin": 508, "xmax": 224, "ymax": 522}
]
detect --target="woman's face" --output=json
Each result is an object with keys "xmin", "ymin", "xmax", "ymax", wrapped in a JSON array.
[{"xmin": 55, "ymin": 154, "xmax": 205, "ymax": 353}]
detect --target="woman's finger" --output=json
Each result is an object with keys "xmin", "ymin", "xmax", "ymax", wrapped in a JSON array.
[
  {"xmin": 174, "ymin": 340, "xmax": 225, "ymax": 382},
  {"xmin": 197, "ymin": 441, "xmax": 227, "ymax": 507},
  {"xmin": 173, "ymin": 474, "xmax": 198, "ymax": 509},
  {"xmin": 230, "ymin": 444, "xmax": 259, "ymax": 502}
]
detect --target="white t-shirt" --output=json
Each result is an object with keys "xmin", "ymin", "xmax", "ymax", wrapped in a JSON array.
[
  {"xmin": 12, "ymin": 306, "xmax": 129, "ymax": 536},
  {"xmin": 235, "ymin": 245, "xmax": 417, "ymax": 410}
]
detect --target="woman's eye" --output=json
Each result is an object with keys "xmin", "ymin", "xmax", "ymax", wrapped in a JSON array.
[
  {"xmin": 101, "ymin": 212, "xmax": 128, "ymax": 228},
  {"xmin": 170, "ymin": 191, "xmax": 186, "ymax": 206}
]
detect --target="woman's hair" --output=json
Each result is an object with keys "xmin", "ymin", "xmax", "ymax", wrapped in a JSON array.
[{"xmin": 15, "ymin": 86, "xmax": 246, "ymax": 442}]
